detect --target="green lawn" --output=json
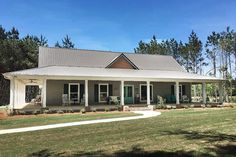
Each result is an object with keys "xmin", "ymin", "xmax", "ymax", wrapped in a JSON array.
[
  {"xmin": 0, "ymin": 108, "xmax": 236, "ymax": 157},
  {"xmin": 0, "ymin": 112, "xmax": 138, "ymax": 129}
]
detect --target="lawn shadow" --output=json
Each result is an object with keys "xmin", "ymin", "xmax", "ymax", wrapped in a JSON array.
[
  {"xmin": 161, "ymin": 129, "xmax": 236, "ymax": 156},
  {"xmin": 162, "ymin": 130, "xmax": 236, "ymax": 143},
  {"xmin": 27, "ymin": 130, "xmax": 236, "ymax": 157},
  {"xmin": 27, "ymin": 145, "xmax": 212, "ymax": 157}
]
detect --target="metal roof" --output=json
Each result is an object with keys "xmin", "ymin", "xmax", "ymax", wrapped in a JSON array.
[
  {"xmin": 4, "ymin": 66, "xmax": 222, "ymax": 82},
  {"xmin": 38, "ymin": 47, "xmax": 185, "ymax": 72}
]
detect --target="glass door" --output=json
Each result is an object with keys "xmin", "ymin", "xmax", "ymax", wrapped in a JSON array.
[
  {"xmin": 69, "ymin": 83, "xmax": 80, "ymax": 105},
  {"xmin": 124, "ymin": 85, "xmax": 133, "ymax": 104}
]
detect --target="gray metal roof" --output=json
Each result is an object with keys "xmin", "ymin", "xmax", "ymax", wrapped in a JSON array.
[
  {"xmin": 4, "ymin": 66, "xmax": 222, "ymax": 82},
  {"xmin": 39, "ymin": 47, "xmax": 185, "ymax": 72}
]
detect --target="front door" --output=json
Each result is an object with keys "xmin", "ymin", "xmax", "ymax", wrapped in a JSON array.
[
  {"xmin": 124, "ymin": 85, "xmax": 133, "ymax": 104},
  {"xmin": 69, "ymin": 83, "xmax": 80, "ymax": 104}
]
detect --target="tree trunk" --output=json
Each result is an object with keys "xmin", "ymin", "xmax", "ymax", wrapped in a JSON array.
[{"xmin": 229, "ymin": 53, "xmax": 232, "ymax": 76}]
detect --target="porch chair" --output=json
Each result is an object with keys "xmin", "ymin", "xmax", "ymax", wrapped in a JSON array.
[
  {"xmin": 62, "ymin": 94, "xmax": 69, "ymax": 106},
  {"xmin": 80, "ymin": 94, "xmax": 85, "ymax": 105},
  {"xmin": 157, "ymin": 95, "xmax": 165, "ymax": 105},
  {"xmin": 109, "ymin": 96, "xmax": 120, "ymax": 105},
  {"xmin": 182, "ymin": 95, "xmax": 190, "ymax": 103}
]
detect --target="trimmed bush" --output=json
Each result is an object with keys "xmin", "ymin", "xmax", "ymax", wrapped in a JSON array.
[
  {"xmin": 80, "ymin": 108, "xmax": 86, "ymax": 114},
  {"xmin": 206, "ymin": 104, "xmax": 212, "ymax": 108},
  {"xmin": 91, "ymin": 108, "xmax": 97, "ymax": 112},
  {"xmin": 105, "ymin": 107, "xmax": 110, "ymax": 112}
]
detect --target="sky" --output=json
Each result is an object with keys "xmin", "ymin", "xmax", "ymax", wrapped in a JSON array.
[{"xmin": 1, "ymin": 0, "xmax": 236, "ymax": 52}]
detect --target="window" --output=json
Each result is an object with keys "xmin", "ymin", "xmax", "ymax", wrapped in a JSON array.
[
  {"xmin": 99, "ymin": 84, "xmax": 109, "ymax": 102},
  {"xmin": 140, "ymin": 84, "xmax": 153, "ymax": 102}
]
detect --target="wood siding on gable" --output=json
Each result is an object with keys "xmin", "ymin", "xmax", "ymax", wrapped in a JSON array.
[{"xmin": 108, "ymin": 57, "xmax": 135, "ymax": 69}]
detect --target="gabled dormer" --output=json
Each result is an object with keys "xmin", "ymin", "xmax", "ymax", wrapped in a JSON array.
[{"xmin": 106, "ymin": 53, "xmax": 139, "ymax": 70}]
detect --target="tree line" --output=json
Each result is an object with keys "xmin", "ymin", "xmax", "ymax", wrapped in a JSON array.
[
  {"xmin": 134, "ymin": 28, "xmax": 236, "ymax": 102},
  {"xmin": 134, "ymin": 28, "xmax": 236, "ymax": 79}
]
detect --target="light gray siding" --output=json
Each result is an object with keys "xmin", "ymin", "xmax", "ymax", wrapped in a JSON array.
[{"xmin": 46, "ymin": 80, "xmax": 191, "ymax": 106}]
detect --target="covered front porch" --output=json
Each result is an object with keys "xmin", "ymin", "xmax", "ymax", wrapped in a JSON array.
[{"xmin": 7, "ymin": 76, "xmax": 224, "ymax": 111}]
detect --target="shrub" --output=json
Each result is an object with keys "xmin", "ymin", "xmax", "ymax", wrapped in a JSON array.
[
  {"xmin": 117, "ymin": 105, "xmax": 123, "ymax": 111},
  {"xmin": 68, "ymin": 109, "xmax": 74, "ymax": 113},
  {"xmin": 156, "ymin": 104, "xmax": 165, "ymax": 109},
  {"xmin": 43, "ymin": 110, "xmax": 50, "ymax": 114},
  {"xmin": 183, "ymin": 105, "xmax": 189, "ymax": 109},
  {"xmin": 105, "ymin": 107, "xmax": 110, "ymax": 112},
  {"xmin": 91, "ymin": 108, "xmax": 97, "ymax": 112},
  {"xmin": 201, "ymin": 104, "xmax": 206, "ymax": 108},
  {"xmin": 190, "ymin": 104, "xmax": 195, "ymax": 108},
  {"xmin": 57, "ymin": 110, "xmax": 64, "ymax": 114},
  {"xmin": 80, "ymin": 108, "xmax": 86, "ymax": 114},
  {"xmin": 33, "ymin": 110, "xmax": 40, "ymax": 115},
  {"xmin": 206, "ymin": 104, "xmax": 212, "ymax": 108}
]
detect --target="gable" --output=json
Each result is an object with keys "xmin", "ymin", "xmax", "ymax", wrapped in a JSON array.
[{"xmin": 106, "ymin": 54, "xmax": 138, "ymax": 69}]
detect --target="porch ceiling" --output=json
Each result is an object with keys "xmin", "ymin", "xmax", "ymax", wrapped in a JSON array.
[{"xmin": 4, "ymin": 66, "xmax": 223, "ymax": 82}]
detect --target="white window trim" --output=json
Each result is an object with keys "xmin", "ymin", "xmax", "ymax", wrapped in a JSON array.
[
  {"xmin": 174, "ymin": 84, "xmax": 183, "ymax": 101},
  {"xmin": 68, "ymin": 83, "xmax": 80, "ymax": 104},
  {"xmin": 124, "ymin": 84, "xmax": 134, "ymax": 104},
  {"xmin": 99, "ymin": 83, "xmax": 109, "ymax": 103},
  {"xmin": 140, "ymin": 84, "xmax": 153, "ymax": 102}
]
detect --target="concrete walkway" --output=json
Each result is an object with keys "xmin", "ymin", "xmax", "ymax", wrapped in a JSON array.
[{"xmin": 0, "ymin": 111, "xmax": 161, "ymax": 135}]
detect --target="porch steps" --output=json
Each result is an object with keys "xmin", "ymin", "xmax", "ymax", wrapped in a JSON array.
[{"xmin": 123, "ymin": 105, "xmax": 154, "ymax": 111}]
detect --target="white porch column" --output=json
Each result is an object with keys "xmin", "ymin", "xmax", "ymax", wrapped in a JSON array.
[
  {"xmin": 202, "ymin": 82, "xmax": 207, "ymax": 104},
  {"xmin": 219, "ymin": 81, "xmax": 223, "ymax": 104},
  {"xmin": 176, "ymin": 82, "xmax": 180, "ymax": 105},
  {"xmin": 121, "ymin": 80, "xmax": 124, "ymax": 105},
  {"xmin": 147, "ymin": 81, "xmax": 150, "ymax": 105},
  {"xmin": 42, "ymin": 79, "xmax": 47, "ymax": 108},
  {"xmin": 9, "ymin": 77, "xmax": 15, "ymax": 109},
  {"xmin": 85, "ymin": 80, "xmax": 88, "ymax": 107}
]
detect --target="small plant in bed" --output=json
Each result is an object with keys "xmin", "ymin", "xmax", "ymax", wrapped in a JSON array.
[
  {"xmin": 156, "ymin": 104, "xmax": 165, "ymax": 109},
  {"xmin": 57, "ymin": 110, "xmax": 64, "ymax": 114},
  {"xmin": 105, "ymin": 107, "xmax": 110, "ymax": 112},
  {"xmin": 206, "ymin": 104, "xmax": 212, "ymax": 108},
  {"xmin": 80, "ymin": 108, "xmax": 86, "ymax": 114},
  {"xmin": 91, "ymin": 108, "xmax": 97, "ymax": 112},
  {"xmin": 117, "ymin": 105, "xmax": 123, "ymax": 111}
]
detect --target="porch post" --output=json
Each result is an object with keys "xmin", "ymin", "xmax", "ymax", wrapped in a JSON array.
[
  {"xmin": 42, "ymin": 79, "xmax": 47, "ymax": 108},
  {"xmin": 121, "ymin": 80, "xmax": 124, "ymax": 105},
  {"xmin": 85, "ymin": 80, "xmax": 88, "ymax": 107},
  {"xmin": 219, "ymin": 81, "xmax": 223, "ymax": 104},
  {"xmin": 176, "ymin": 81, "xmax": 180, "ymax": 105},
  {"xmin": 202, "ymin": 82, "xmax": 207, "ymax": 104},
  {"xmin": 10, "ymin": 77, "xmax": 15, "ymax": 109},
  {"xmin": 147, "ymin": 81, "xmax": 150, "ymax": 105}
]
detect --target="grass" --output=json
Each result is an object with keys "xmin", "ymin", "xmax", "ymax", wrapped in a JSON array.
[
  {"xmin": 0, "ymin": 108, "xmax": 236, "ymax": 157},
  {"xmin": 0, "ymin": 112, "xmax": 138, "ymax": 129}
]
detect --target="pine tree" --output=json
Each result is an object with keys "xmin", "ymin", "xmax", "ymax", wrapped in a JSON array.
[
  {"xmin": 187, "ymin": 31, "xmax": 205, "ymax": 74},
  {"xmin": 55, "ymin": 41, "xmax": 61, "ymax": 48},
  {"xmin": 62, "ymin": 35, "xmax": 75, "ymax": 48},
  {"xmin": 7, "ymin": 27, "xmax": 19, "ymax": 39}
]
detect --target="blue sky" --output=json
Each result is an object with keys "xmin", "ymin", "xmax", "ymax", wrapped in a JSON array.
[{"xmin": 1, "ymin": 0, "xmax": 236, "ymax": 52}]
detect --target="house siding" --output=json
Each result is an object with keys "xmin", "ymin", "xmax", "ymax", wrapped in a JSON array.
[
  {"xmin": 46, "ymin": 80, "xmax": 191, "ymax": 106},
  {"xmin": 108, "ymin": 56, "xmax": 135, "ymax": 69}
]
